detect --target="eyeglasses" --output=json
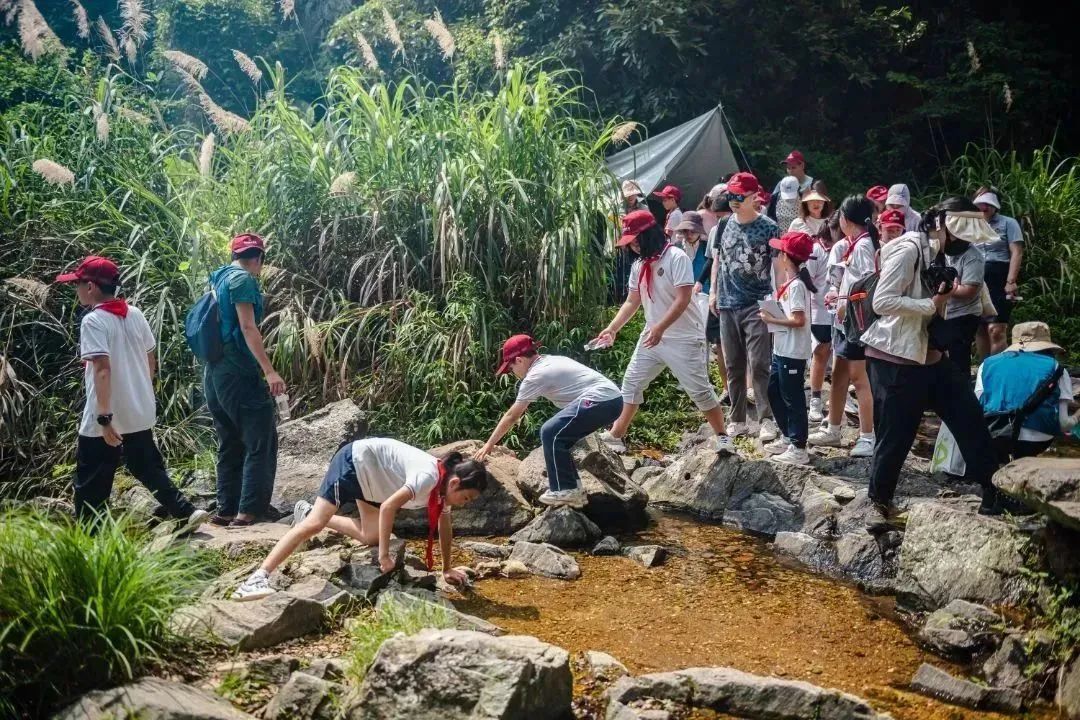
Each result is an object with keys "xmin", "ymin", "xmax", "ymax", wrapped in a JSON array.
[{"xmin": 727, "ymin": 192, "xmax": 749, "ymax": 203}]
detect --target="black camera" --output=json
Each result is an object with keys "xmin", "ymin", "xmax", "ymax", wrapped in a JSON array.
[{"xmin": 923, "ymin": 261, "xmax": 958, "ymax": 295}]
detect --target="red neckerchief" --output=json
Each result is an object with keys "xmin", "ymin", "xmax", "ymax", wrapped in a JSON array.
[
  {"xmin": 425, "ymin": 459, "xmax": 449, "ymax": 571},
  {"xmin": 95, "ymin": 299, "xmax": 129, "ymax": 318},
  {"xmin": 775, "ymin": 277, "xmax": 796, "ymax": 301},
  {"xmin": 841, "ymin": 232, "xmax": 870, "ymax": 263},
  {"xmin": 640, "ymin": 243, "xmax": 671, "ymax": 300}
]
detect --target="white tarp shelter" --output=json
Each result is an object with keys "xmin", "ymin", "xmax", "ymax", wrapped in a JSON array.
[{"xmin": 606, "ymin": 106, "xmax": 739, "ymax": 208}]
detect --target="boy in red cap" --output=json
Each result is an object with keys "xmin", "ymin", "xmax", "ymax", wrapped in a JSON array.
[
  {"xmin": 203, "ymin": 233, "xmax": 286, "ymax": 527},
  {"xmin": 590, "ymin": 210, "xmax": 735, "ymax": 455},
  {"xmin": 653, "ymin": 184, "xmax": 684, "ymax": 239},
  {"xmin": 476, "ymin": 335, "xmax": 623, "ymax": 508},
  {"xmin": 56, "ymin": 256, "xmax": 208, "ymax": 531},
  {"xmin": 759, "ymin": 232, "xmax": 817, "ymax": 465}
]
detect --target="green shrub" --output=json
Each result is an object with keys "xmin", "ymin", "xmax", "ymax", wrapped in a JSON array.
[
  {"xmin": 345, "ymin": 597, "xmax": 455, "ymax": 683},
  {"xmin": 0, "ymin": 509, "xmax": 211, "ymax": 716}
]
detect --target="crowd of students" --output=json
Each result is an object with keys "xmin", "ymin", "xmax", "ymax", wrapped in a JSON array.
[{"xmin": 55, "ymin": 148, "xmax": 1077, "ymax": 602}]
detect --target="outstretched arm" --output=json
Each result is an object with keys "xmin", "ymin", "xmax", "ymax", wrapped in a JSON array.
[{"xmin": 477, "ymin": 401, "xmax": 530, "ymax": 460}]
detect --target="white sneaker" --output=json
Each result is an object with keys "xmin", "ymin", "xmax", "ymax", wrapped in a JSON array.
[
  {"xmin": 850, "ymin": 435, "xmax": 876, "ymax": 458},
  {"xmin": 808, "ymin": 426, "xmax": 842, "ymax": 447},
  {"xmin": 714, "ymin": 434, "xmax": 736, "ymax": 456},
  {"xmin": 763, "ymin": 437, "xmax": 789, "ymax": 455},
  {"xmin": 808, "ymin": 397, "xmax": 825, "ymax": 424},
  {"xmin": 845, "ymin": 395, "xmax": 860, "ymax": 416},
  {"xmin": 292, "ymin": 500, "xmax": 313, "ymax": 526},
  {"xmin": 774, "ymin": 445, "xmax": 810, "ymax": 465},
  {"xmin": 746, "ymin": 387, "xmax": 756, "ymax": 404},
  {"xmin": 598, "ymin": 431, "xmax": 626, "ymax": 454},
  {"xmin": 231, "ymin": 570, "xmax": 274, "ymax": 601},
  {"xmin": 727, "ymin": 422, "xmax": 748, "ymax": 437},
  {"xmin": 539, "ymin": 488, "xmax": 588, "ymax": 509},
  {"xmin": 758, "ymin": 419, "xmax": 780, "ymax": 442},
  {"xmin": 176, "ymin": 509, "xmax": 209, "ymax": 537}
]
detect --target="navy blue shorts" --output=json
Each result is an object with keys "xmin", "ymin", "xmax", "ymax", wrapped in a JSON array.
[
  {"xmin": 832, "ymin": 326, "xmax": 865, "ymax": 361},
  {"xmin": 811, "ymin": 324, "xmax": 832, "ymax": 345},
  {"xmin": 316, "ymin": 443, "xmax": 377, "ymax": 508}
]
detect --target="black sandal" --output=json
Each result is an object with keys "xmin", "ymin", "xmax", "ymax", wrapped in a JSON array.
[
  {"xmin": 209, "ymin": 515, "xmax": 234, "ymax": 526},
  {"xmin": 229, "ymin": 518, "xmax": 255, "ymax": 527}
]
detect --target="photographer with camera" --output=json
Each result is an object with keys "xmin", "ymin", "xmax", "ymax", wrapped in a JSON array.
[{"xmin": 859, "ymin": 197, "xmax": 1009, "ymax": 531}]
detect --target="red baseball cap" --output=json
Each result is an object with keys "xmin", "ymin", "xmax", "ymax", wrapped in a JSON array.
[
  {"xmin": 781, "ymin": 150, "xmax": 805, "ymax": 166},
  {"xmin": 55, "ymin": 255, "xmax": 121, "ymax": 285},
  {"xmin": 618, "ymin": 209, "xmax": 657, "ymax": 247},
  {"xmin": 726, "ymin": 172, "xmax": 760, "ymax": 196},
  {"xmin": 652, "ymin": 184, "xmax": 682, "ymax": 203},
  {"xmin": 866, "ymin": 185, "xmax": 889, "ymax": 203},
  {"xmin": 756, "ymin": 189, "xmax": 772, "ymax": 205},
  {"xmin": 769, "ymin": 231, "xmax": 815, "ymax": 264},
  {"xmin": 496, "ymin": 334, "xmax": 539, "ymax": 375},
  {"xmin": 878, "ymin": 208, "xmax": 905, "ymax": 229},
  {"xmin": 231, "ymin": 233, "xmax": 266, "ymax": 254}
]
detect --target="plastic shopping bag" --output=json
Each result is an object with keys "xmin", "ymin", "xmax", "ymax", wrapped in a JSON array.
[{"xmin": 931, "ymin": 422, "xmax": 967, "ymax": 477}]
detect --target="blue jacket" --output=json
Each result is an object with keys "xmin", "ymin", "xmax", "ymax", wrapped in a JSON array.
[{"xmin": 979, "ymin": 351, "xmax": 1060, "ymax": 436}]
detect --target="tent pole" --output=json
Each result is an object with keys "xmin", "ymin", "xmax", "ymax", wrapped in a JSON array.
[{"xmin": 718, "ymin": 102, "xmax": 753, "ymax": 174}]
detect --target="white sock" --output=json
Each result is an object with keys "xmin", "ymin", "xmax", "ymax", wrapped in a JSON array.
[
  {"xmin": 829, "ymin": 423, "xmax": 842, "ymax": 433},
  {"xmin": 859, "ymin": 432, "xmax": 876, "ymax": 441}
]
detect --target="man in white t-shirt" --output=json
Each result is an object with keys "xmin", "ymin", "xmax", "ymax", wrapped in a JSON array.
[
  {"xmin": 590, "ymin": 210, "xmax": 735, "ymax": 456},
  {"xmin": 55, "ymin": 256, "xmax": 207, "ymax": 531},
  {"xmin": 476, "ymin": 335, "xmax": 623, "ymax": 508}
]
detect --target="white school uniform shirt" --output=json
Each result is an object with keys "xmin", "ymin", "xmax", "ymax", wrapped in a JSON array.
[
  {"xmin": 806, "ymin": 240, "xmax": 831, "ymax": 326},
  {"xmin": 79, "ymin": 305, "xmax": 157, "ymax": 437},
  {"xmin": 350, "ymin": 438, "xmax": 439, "ymax": 510},
  {"xmin": 836, "ymin": 233, "xmax": 877, "ymax": 328},
  {"xmin": 628, "ymin": 245, "xmax": 702, "ymax": 341},
  {"xmin": 664, "ymin": 208, "xmax": 684, "ymax": 238},
  {"xmin": 515, "ymin": 355, "xmax": 621, "ymax": 409},
  {"xmin": 772, "ymin": 277, "xmax": 812, "ymax": 360},
  {"xmin": 826, "ymin": 237, "xmax": 852, "ymax": 328}
]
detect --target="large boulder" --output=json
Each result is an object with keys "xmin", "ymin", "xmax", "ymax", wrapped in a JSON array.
[
  {"xmin": 994, "ymin": 457, "xmax": 1080, "ymax": 531},
  {"xmin": 918, "ymin": 599, "xmax": 1001, "ymax": 658},
  {"xmin": 54, "ymin": 678, "xmax": 254, "ymax": 720},
  {"xmin": 897, "ymin": 502, "xmax": 1037, "ymax": 609},
  {"xmin": 272, "ymin": 400, "xmax": 369, "ymax": 509},
  {"xmin": 510, "ymin": 506, "xmax": 602, "ymax": 548},
  {"xmin": 1059, "ymin": 654, "xmax": 1080, "ymax": 720},
  {"xmin": 604, "ymin": 666, "xmax": 888, "ymax": 720},
  {"xmin": 172, "ymin": 593, "xmax": 325, "ymax": 651},
  {"xmin": 395, "ymin": 441, "xmax": 533, "ymax": 537},
  {"xmin": 910, "ymin": 663, "xmax": 1022, "ymax": 713},
  {"xmin": 517, "ymin": 435, "xmax": 648, "ymax": 530},
  {"xmin": 355, "ymin": 629, "xmax": 572, "ymax": 719},
  {"xmin": 508, "ymin": 541, "xmax": 581, "ymax": 580}
]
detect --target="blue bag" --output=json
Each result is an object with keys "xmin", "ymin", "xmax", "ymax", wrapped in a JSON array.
[{"xmin": 184, "ymin": 267, "xmax": 239, "ymax": 363}]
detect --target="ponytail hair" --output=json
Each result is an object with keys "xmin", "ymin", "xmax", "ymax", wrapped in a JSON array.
[
  {"xmin": 441, "ymin": 451, "xmax": 490, "ymax": 494},
  {"xmin": 839, "ymin": 194, "xmax": 880, "ymax": 250},
  {"xmin": 796, "ymin": 265, "xmax": 819, "ymax": 295}
]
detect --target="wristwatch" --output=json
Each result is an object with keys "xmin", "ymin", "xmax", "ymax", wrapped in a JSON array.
[{"xmin": 96, "ymin": 413, "xmax": 114, "ymax": 426}]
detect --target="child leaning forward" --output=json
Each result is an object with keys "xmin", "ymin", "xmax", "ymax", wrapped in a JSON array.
[{"xmin": 759, "ymin": 231, "xmax": 817, "ymax": 465}]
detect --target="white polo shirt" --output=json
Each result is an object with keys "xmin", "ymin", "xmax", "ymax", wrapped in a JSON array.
[
  {"xmin": 628, "ymin": 245, "xmax": 701, "ymax": 340},
  {"xmin": 350, "ymin": 438, "xmax": 439, "ymax": 509},
  {"xmin": 79, "ymin": 305, "xmax": 157, "ymax": 437},
  {"xmin": 515, "ymin": 355, "xmax": 621, "ymax": 409}
]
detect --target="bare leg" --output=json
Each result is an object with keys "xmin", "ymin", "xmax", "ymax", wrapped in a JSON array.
[
  {"xmin": 610, "ymin": 403, "xmax": 641, "ymax": 438},
  {"xmin": 702, "ymin": 405, "xmax": 727, "ymax": 434},
  {"xmin": 850, "ymin": 360, "xmax": 873, "ymax": 434},
  {"xmin": 325, "ymin": 501, "xmax": 379, "ymax": 545},
  {"xmin": 828, "ymin": 358, "xmax": 851, "ymax": 426},
  {"xmin": 810, "ymin": 342, "xmax": 831, "ymax": 393},
  {"xmin": 259, "ymin": 498, "xmax": 337, "ymax": 574},
  {"xmin": 975, "ymin": 324, "xmax": 990, "ymax": 361},
  {"xmin": 988, "ymin": 323, "xmax": 1008, "ymax": 355}
]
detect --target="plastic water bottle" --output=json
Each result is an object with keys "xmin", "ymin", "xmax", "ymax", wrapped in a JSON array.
[
  {"xmin": 584, "ymin": 337, "xmax": 612, "ymax": 351},
  {"xmin": 275, "ymin": 393, "xmax": 291, "ymax": 422}
]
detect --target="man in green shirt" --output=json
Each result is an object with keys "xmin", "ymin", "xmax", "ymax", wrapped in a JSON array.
[{"xmin": 205, "ymin": 233, "xmax": 285, "ymax": 526}]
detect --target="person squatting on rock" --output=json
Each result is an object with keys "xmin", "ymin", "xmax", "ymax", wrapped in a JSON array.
[
  {"xmin": 710, "ymin": 172, "xmax": 781, "ymax": 442},
  {"xmin": 56, "ymin": 256, "xmax": 208, "ymax": 533},
  {"xmin": 232, "ymin": 438, "xmax": 492, "ymax": 600},
  {"xmin": 595, "ymin": 209, "xmax": 736, "ymax": 456},
  {"xmin": 759, "ymin": 231, "xmax": 818, "ymax": 465},
  {"xmin": 809, "ymin": 195, "xmax": 877, "ymax": 457},
  {"xmin": 860, "ymin": 197, "xmax": 1012, "ymax": 530},
  {"xmin": 203, "ymin": 234, "xmax": 285, "ymax": 527},
  {"xmin": 476, "ymin": 335, "xmax": 623, "ymax": 508}
]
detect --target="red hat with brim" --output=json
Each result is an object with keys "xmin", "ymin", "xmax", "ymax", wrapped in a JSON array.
[
  {"xmin": 618, "ymin": 209, "xmax": 657, "ymax": 247},
  {"xmin": 496, "ymin": 334, "xmax": 539, "ymax": 375},
  {"xmin": 878, "ymin": 208, "xmax": 905, "ymax": 229},
  {"xmin": 769, "ymin": 231, "xmax": 815, "ymax": 264},
  {"xmin": 231, "ymin": 233, "xmax": 266, "ymax": 254},
  {"xmin": 55, "ymin": 255, "xmax": 120, "ymax": 285},
  {"xmin": 866, "ymin": 185, "xmax": 889, "ymax": 203},
  {"xmin": 651, "ymin": 184, "xmax": 682, "ymax": 204},
  {"xmin": 781, "ymin": 150, "xmax": 805, "ymax": 166},
  {"xmin": 726, "ymin": 172, "xmax": 760, "ymax": 196}
]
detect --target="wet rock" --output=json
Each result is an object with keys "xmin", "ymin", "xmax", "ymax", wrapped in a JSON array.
[
  {"xmin": 584, "ymin": 650, "xmax": 629, "ymax": 681},
  {"xmin": 983, "ymin": 632, "xmax": 1055, "ymax": 700},
  {"xmin": 1058, "ymin": 654, "xmax": 1080, "ymax": 719},
  {"xmin": 376, "ymin": 589, "xmax": 504, "ymax": 636},
  {"xmin": 518, "ymin": 435, "xmax": 649, "ymax": 531},
  {"xmin": 356, "ymin": 629, "xmax": 572, "ymax": 720},
  {"xmin": 265, "ymin": 672, "xmax": 344, "ymax": 720},
  {"xmin": 500, "ymin": 559, "xmax": 531, "ymax": 578},
  {"xmin": 54, "ymin": 678, "xmax": 253, "ymax": 720},
  {"xmin": 300, "ymin": 657, "xmax": 348, "ymax": 682},
  {"xmin": 592, "ymin": 536, "xmax": 621, "ymax": 556},
  {"xmin": 285, "ymin": 577, "xmax": 351, "ymax": 612},
  {"xmin": 898, "ymin": 502, "xmax": 1037, "ymax": 609},
  {"xmin": 624, "ymin": 545, "xmax": 666, "ymax": 568},
  {"xmin": 215, "ymin": 654, "xmax": 300, "ymax": 684},
  {"xmin": 461, "ymin": 541, "xmax": 511, "ymax": 559},
  {"xmin": 993, "ymin": 457, "xmax": 1080, "ymax": 530},
  {"xmin": 510, "ymin": 506, "xmax": 602, "ymax": 548},
  {"xmin": 631, "ymin": 465, "xmax": 665, "ymax": 487},
  {"xmin": 172, "ymin": 593, "xmax": 325, "ymax": 651},
  {"xmin": 724, "ymin": 491, "xmax": 798, "ymax": 535},
  {"xmin": 605, "ymin": 666, "xmax": 888, "ymax": 720},
  {"xmin": 774, "ymin": 531, "xmax": 890, "ymax": 583},
  {"xmin": 398, "ymin": 441, "xmax": 534, "ymax": 536},
  {"xmin": 272, "ymin": 400, "xmax": 368, "ymax": 509},
  {"xmin": 910, "ymin": 663, "xmax": 1022, "ymax": 713},
  {"xmin": 339, "ymin": 539, "xmax": 405, "ymax": 599},
  {"xmin": 919, "ymin": 599, "xmax": 1001, "ymax": 658},
  {"xmin": 508, "ymin": 541, "xmax": 581, "ymax": 580},
  {"xmin": 797, "ymin": 487, "xmax": 841, "ymax": 537}
]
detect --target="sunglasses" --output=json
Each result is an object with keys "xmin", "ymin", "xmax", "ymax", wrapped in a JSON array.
[{"xmin": 727, "ymin": 192, "xmax": 749, "ymax": 203}]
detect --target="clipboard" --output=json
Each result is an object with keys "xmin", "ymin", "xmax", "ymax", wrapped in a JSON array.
[{"xmin": 757, "ymin": 298, "xmax": 786, "ymax": 334}]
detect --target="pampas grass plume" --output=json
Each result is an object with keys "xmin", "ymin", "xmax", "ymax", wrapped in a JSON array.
[
  {"xmin": 232, "ymin": 49, "xmax": 262, "ymax": 84},
  {"xmin": 119, "ymin": 0, "xmax": 148, "ymax": 45},
  {"xmin": 279, "ymin": 0, "xmax": 294, "ymax": 20},
  {"xmin": 94, "ymin": 104, "xmax": 110, "ymax": 143},
  {"xmin": 33, "ymin": 159, "xmax": 75, "ymax": 187},
  {"xmin": 382, "ymin": 7, "xmax": 404, "ymax": 57},
  {"xmin": 96, "ymin": 16, "xmax": 120, "ymax": 61},
  {"xmin": 611, "ymin": 121, "xmax": 638, "ymax": 146},
  {"xmin": 163, "ymin": 49, "xmax": 208, "ymax": 81},
  {"xmin": 493, "ymin": 33, "xmax": 506, "ymax": 70},
  {"xmin": 71, "ymin": 0, "xmax": 89, "ymax": 39},
  {"xmin": 199, "ymin": 133, "xmax": 215, "ymax": 177},
  {"xmin": 19, "ymin": 0, "xmax": 62, "ymax": 61},
  {"xmin": 424, "ymin": 10, "xmax": 454, "ymax": 60},
  {"xmin": 329, "ymin": 171, "xmax": 357, "ymax": 197},
  {"xmin": 354, "ymin": 33, "xmax": 379, "ymax": 72},
  {"xmin": 199, "ymin": 92, "xmax": 250, "ymax": 135}
]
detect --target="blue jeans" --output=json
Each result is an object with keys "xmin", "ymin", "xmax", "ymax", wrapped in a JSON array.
[
  {"xmin": 541, "ymin": 396, "xmax": 624, "ymax": 491},
  {"xmin": 767, "ymin": 355, "xmax": 808, "ymax": 448}
]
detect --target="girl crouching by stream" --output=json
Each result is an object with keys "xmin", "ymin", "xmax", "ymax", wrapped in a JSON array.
[
  {"xmin": 232, "ymin": 438, "xmax": 492, "ymax": 600},
  {"xmin": 759, "ymin": 231, "xmax": 817, "ymax": 465}
]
